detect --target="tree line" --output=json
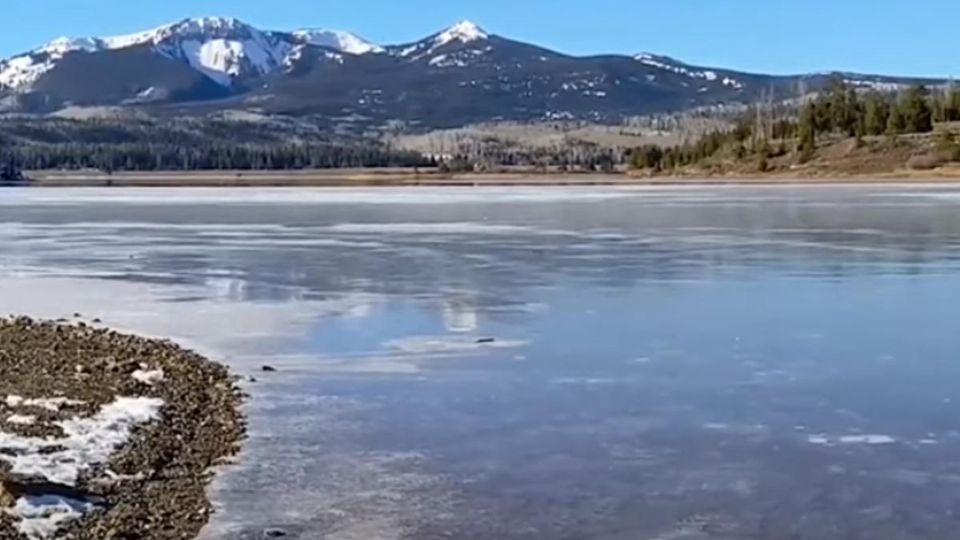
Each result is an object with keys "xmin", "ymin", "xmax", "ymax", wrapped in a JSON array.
[
  {"xmin": 631, "ymin": 81, "xmax": 960, "ymax": 172},
  {"xmin": 1, "ymin": 142, "xmax": 432, "ymax": 171}
]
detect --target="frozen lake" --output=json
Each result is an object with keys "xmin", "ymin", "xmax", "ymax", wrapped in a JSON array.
[{"xmin": 3, "ymin": 185, "xmax": 960, "ymax": 539}]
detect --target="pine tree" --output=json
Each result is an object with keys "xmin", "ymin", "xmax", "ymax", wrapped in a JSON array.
[
  {"xmin": 887, "ymin": 101, "xmax": 907, "ymax": 135},
  {"xmin": 945, "ymin": 86, "xmax": 960, "ymax": 122},
  {"xmin": 797, "ymin": 103, "xmax": 817, "ymax": 162},
  {"xmin": 900, "ymin": 85, "xmax": 933, "ymax": 133},
  {"xmin": 863, "ymin": 92, "xmax": 890, "ymax": 136}
]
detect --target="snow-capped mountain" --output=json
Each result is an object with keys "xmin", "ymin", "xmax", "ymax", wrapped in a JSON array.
[
  {"xmin": 0, "ymin": 16, "xmax": 383, "ymax": 91},
  {"xmin": 389, "ymin": 20, "xmax": 490, "ymax": 61},
  {"xmin": 0, "ymin": 17, "xmax": 947, "ymax": 126}
]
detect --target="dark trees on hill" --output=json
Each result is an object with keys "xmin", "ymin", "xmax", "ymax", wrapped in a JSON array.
[
  {"xmin": 630, "ymin": 81, "xmax": 944, "ymax": 173},
  {"xmin": 3, "ymin": 142, "xmax": 431, "ymax": 171}
]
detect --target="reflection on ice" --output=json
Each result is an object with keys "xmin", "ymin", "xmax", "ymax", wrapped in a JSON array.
[{"xmin": 384, "ymin": 335, "xmax": 528, "ymax": 354}]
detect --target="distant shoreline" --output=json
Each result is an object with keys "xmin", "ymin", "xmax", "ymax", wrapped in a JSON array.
[{"xmin": 16, "ymin": 168, "xmax": 960, "ymax": 187}]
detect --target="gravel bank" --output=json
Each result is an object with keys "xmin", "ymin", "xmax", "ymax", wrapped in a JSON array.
[{"xmin": 0, "ymin": 317, "xmax": 245, "ymax": 539}]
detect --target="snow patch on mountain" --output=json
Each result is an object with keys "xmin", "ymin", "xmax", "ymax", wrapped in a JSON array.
[
  {"xmin": 427, "ymin": 47, "xmax": 492, "ymax": 68},
  {"xmin": 148, "ymin": 18, "xmax": 292, "ymax": 84},
  {"xmin": 41, "ymin": 37, "xmax": 102, "ymax": 56},
  {"xmin": 292, "ymin": 29, "xmax": 383, "ymax": 55},
  {"xmin": 843, "ymin": 78, "xmax": 908, "ymax": 91},
  {"xmin": 0, "ymin": 37, "xmax": 105, "ymax": 90},
  {"xmin": 634, "ymin": 53, "xmax": 743, "ymax": 90}
]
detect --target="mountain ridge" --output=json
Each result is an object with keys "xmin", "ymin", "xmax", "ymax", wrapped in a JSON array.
[{"xmin": 0, "ymin": 17, "xmax": 949, "ymax": 128}]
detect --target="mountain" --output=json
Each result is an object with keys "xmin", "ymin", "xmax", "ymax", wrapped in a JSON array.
[{"xmin": 0, "ymin": 17, "xmax": 948, "ymax": 128}]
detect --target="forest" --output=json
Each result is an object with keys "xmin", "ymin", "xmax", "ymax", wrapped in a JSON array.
[
  {"xmin": 0, "ymin": 116, "xmax": 431, "ymax": 171},
  {"xmin": 630, "ymin": 82, "xmax": 960, "ymax": 172}
]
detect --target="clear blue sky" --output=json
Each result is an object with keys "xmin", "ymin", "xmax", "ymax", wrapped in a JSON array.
[{"xmin": 2, "ymin": 0, "xmax": 957, "ymax": 77}]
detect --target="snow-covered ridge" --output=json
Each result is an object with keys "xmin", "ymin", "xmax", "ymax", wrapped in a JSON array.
[
  {"xmin": 0, "ymin": 16, "xmax": 386, "ymax": 90},
  {"xmin": 292, "ymin": 29, "xmax": 384, "ymax": 55}
]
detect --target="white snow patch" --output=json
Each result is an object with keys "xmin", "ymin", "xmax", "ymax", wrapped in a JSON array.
[
  {"xmin": 136, "ymin": 86, "xmax": 158, "ymax": 99},
  {"xmin": 292, "ymin": 29, "xmax": 383, "ymax": 55},
  {"xmin": 169, "ymin": 37, "xmax": 281, "ymax": 85},
  {"xmin": 5, "ymin": 414, "xmax": 36, "ymax": 425},
  {"xmin": 131, "ymin": 368, "xmax": 165, "ymax": 386},
  {"xmin": 428, "ymin": 54, "xmax": 470, "ymax": 68},
  {"xmin": 5, "ymin": 396, "xmax": 84, "ymax": 412},
  {"xmin": 634, "ymin": 53, "xmax": 734, "ymax": 85},
  {"xmin": 13, "ymin": 495, "xmax": 95, "ymax": 539},
  {"xmin": 722, "ymin": 77, "xmax": 744, "ymax": 89},
  {"xmin": 0, "ymin": 397, "xmax": 163, "ymax": 486},
  {"xmin": 843, "ymin": 78, "xmax": 908, "ymax": 92}
]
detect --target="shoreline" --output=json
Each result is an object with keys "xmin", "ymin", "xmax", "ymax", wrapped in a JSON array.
[
  {"xmin": 0, "ymin": 318, "xmax": 244, "ymax": 540},
  {"xmin": 14, "ymin": 169, "xmax": 960, "ymax": 188}
]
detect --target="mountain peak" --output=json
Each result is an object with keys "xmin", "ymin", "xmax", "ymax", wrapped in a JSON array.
[
  {"xmin": 435, "ymin": 21, "xmax": 489, "ymax": 46},
  {"xmin": 171, "ymin": 16, "xmax": 246, "ymax": 33}
]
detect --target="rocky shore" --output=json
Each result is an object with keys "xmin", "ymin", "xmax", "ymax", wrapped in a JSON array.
[{"xmin": 0, "ymin": 317, "xmax": 244, "ymax": 539}]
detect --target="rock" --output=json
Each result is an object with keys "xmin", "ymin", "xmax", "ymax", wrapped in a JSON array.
[
  {"xmin": 264, "ymin": 529, "xmax": 288, "ymax": 538},
  {"xmin": 0, "ymin": 479, "xmax": 16, "ymax": 508},
  {"xmin": 261, "ymin": 365, "xmax": 277, "ymax": 372},
  {"xmin": 476, "ymin": 338, "xmax": 496, "ymax": 344}
]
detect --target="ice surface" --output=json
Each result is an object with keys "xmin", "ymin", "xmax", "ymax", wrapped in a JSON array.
[
  {"xmin": 385, "ymin": 336, "xmax": 528, "ymax": 354},
  {"xmin": 1, "ymin": 186, "xmax": 960, "ymax": 539}
]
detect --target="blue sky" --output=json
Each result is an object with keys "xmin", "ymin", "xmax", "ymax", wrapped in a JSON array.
[{"xmin": 2, "ymin": 0, "xmax": 957, "ymax": 77}]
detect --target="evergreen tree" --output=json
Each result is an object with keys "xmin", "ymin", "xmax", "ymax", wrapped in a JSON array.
[
  {"xmin": 945, "ymin": 87, "xmax": 960, "ymax": 122},
  {"xmin": 887, "ymin": 103, "xmax": 907, "ymax": 135},
  {"xmin": 900, "ymin": 85, "xmax": 933, "ymax": 133},
  {"xmin": 863, "ymin": 92, "xmax": 890, "ymax": 136},
  {"xmin": 797, "ymin": 103, "xmax": 817, "ymax": 161}
]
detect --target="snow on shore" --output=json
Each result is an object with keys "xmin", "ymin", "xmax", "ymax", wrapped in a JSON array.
[{"xmin": 1, "ymin": 396, "xmax": 164, "ymax": 538}]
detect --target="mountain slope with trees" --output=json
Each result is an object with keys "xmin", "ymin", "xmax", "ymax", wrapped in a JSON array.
[{"xmin": 629, "ymin": 82, "xmax": 960, "ymax": 176}]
